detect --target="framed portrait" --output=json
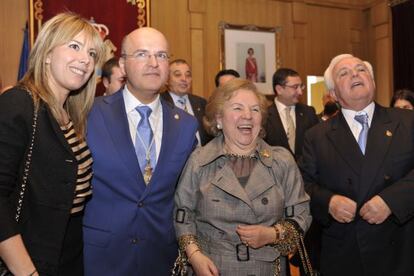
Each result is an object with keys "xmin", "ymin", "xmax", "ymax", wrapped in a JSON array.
[{"xmin": 219, "ymin": 22, "xmax": 281, "ymax": 95}]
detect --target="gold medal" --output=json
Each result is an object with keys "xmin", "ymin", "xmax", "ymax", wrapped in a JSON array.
[{"xmin": 143, "ymin": 159, "xmax": 153, "ymax": 184}]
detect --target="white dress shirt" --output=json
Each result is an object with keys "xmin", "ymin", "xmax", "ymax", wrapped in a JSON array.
[{"xmin": 275, "ymin": 97, "xmax": 296, "ymax": 134}]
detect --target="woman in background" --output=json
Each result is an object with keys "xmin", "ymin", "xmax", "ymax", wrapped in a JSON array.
[
  {"xmin": 245, "ymin": 48, "xmax": 258, "ymax": 82},
  {"xmin": 390, "ymin": 89, "xmax": 414, "ymax": 110},
  {"xmin": 0, "ymin": 13, "xmax": 103, "ymax": 275},
  {"xmin": 174, "ymin": 79, "xmax": 311, "ymax": 275}
]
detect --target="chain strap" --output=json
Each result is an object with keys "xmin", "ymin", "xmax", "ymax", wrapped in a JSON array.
[{"xmin": 14, "ymin": 91, "xmax": 38, "ymax": 222}]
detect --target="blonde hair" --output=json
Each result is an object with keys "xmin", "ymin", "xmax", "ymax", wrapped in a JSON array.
[
  {"xmin": 203, "ymin": 78, "xmax": 269, "ymax": 137},
  {"xmin": 19, "ymin": 12, "xmax": 104, "ymax": 138}
]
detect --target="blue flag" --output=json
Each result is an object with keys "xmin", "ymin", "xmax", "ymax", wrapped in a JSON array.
[{"xmin": 18, "ymin": 23, "xmax": 29, "ymax": 81}]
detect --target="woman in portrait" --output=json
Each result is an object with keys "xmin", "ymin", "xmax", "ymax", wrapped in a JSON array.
[
  {"xmin": 0, "ymin": 13, "xmax": 103, "ymax": 275},
  {"xmin": 174, "ymin": 79, "xmax": 311, "ymax": 276},
  {"xmin": 245, "ymin": 48, "xmax": 258, "ymax": 82},
  {"xmin": 390, "ymin": 89, "xmax": 414, "ymax": 110}
]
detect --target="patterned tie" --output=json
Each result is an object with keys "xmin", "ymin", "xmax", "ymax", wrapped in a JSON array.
[
  {"xmin": 354, "ymin": 113, "xmax": 369, "ymax": 154},
  {"xmin": 135, "ymin": 106, "xmax": 156, "ymax": 184},
  {"xmin": 177, "ymin": 97, "xmax": 188, "ymax": 112},
  {"xmin": 285, "ymin": 106, "xmax": 296, "ymax": 153}
]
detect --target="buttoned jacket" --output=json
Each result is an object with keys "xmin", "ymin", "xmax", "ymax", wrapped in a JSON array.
[
  {"xmin": 300, "ymin": 104, "xmax": 414, "ymax": 276},
  {"xmin": 0, "ymin": 88, "xmax": 78, "ymax": 275},
  {"xmin": 174, "ymin": 135, "xmax": 311, "ymax": 273}
]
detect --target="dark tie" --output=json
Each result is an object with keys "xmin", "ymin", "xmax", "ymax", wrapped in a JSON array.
[
  {"xmin": 135, "ymin": 106, "xmax": 156, "ymax": 184},
  {"xmin": 354, "ymin": 113, "xmax": 369, "ymax": 154}
]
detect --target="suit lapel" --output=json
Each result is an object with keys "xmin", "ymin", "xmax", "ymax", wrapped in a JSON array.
[
  {"xmin": 326, "ymin": 113, "xmax": 363, "ymax": 175},
  {"xmin": 269, "ymin": 103, "xmax": 289, "ymax": 148},
  {"xmin": 358, "ymin": 105, "xmax": 396, "ymax": 202},
  {"xmin": 45, "ymin": 106, "xmax": 74, "ymax": 156},
  {"xmin": 211, "ymin": 165, "xmax": 254, "ymax": 209},
  {"xmin": 244, "ymin": 162, "xmax": 273, "ymax": 202},
  {"xmin": 295, "ymin": 104, "xmax": 305, "ymax": 151},
  {"xmin": 188, "ymin": 95, "xmax": 203, "ymax": 119},
  {"xmin": 100, "ymin": 94, "xmax": 143, "ymax": 191}
]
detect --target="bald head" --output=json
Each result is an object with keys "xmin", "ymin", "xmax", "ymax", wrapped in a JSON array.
[
  {"xmin": 122, "ymin": 27, "xmax": 168, "ymax": 55},
  {"xmin": 119, "ymin": 27, "xmax": 170, "ymax": 103}
]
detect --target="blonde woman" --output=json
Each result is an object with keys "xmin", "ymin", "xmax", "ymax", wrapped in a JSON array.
[{"xmin": 0, "ymin": 13, "xmax": 103, "ymax": 276}]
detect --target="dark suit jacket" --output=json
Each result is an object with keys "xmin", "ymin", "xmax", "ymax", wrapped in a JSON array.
[
  {"xmin": 83, "ymin": 91, "xmax": 198, "ymax": 276},
  {"xmin": 161, "ymin": 91, "xmax": 213, "ymax": 146},
  {"xmin": 300, "ymin": 104, "xmax": 414, "ymax": 276},
  {"xmin": 264, "ymin": 102, "xmax": 318, "ymax": 160},
  {"xmin": 0, "ymin": 88, "xmax": 79, "ymax": 275}
]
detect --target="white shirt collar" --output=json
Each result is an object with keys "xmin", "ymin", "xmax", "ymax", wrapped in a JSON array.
[
  {"xmin": 123, "ymin": 86, "xmax": 161, "ymax": 114},
  {"xmin": 342, "ymin": 101, "xmax": 375, "ymax": 127},
  {"xmin": 275, "ymin": 97, "xmax": 296, "ymax": 111}
]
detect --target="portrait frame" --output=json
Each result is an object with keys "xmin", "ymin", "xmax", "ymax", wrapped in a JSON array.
[{"xmin": 219, "ymin": 21, "xmax": 282, "ymax": 95}]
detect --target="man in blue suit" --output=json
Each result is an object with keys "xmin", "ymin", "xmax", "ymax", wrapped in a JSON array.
[{"xmin": 83, "ymin": 27, "xmax": 198, "ymax": 275}]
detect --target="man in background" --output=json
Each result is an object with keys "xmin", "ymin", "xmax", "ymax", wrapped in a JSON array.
[
  {"xmin": 214, "ymin": 68, "xmax": 240, "ymax": 87},
  {"xmin": 161, "ymin": 59, "xmax": 212, "ymax": 146},
  {"xmin": 101, "ymin": 57, "xmax": 125, "ymax": 96},
  {"xmin": 264, "ymin": 68, "xmax": 319, "ymax": 161}
]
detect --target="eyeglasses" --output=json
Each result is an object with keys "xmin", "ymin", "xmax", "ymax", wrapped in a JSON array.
[
  {"xmin": 122, "ymin": 50, "xmax": 170, "ymax": 62},
  {"xmin": 283, "ymin": 83, "xmax": 306, "ymax": 90}
]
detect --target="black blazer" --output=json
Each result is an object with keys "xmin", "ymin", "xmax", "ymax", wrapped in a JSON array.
[
  {"xmin": 0, "ymin": 88, "xmax": 78, "ymax": 274},
  {"xmin": 264, "ymin": 102, "xmax": 318, "ymax": 160},
  {"xmin": 161, "ymin": 91, "xmax": 213, "ymax": 146},
  {"xmin": 300, "ymin": 104, "xmax": 414, "ymax": 276}
]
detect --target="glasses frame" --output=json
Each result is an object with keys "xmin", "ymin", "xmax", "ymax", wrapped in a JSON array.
[
  {"xmin": 283, "ymin": 83, "xmax": 306, "ymax": 90},
  {"xmin": 122, "ymin": 50, "xmax": 170, "ymax": 63}
]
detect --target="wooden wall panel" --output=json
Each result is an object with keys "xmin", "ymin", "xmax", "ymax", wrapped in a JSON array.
[
  {"xmin": 0, "ymin": 0, "xmax": 28, "ymax": 89},
  {"xmin": 0, "ymin": 0, "xmax": 392, "ymax": 105}
]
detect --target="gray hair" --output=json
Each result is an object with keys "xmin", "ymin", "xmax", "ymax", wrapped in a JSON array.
[{"xmin": 324, "ymin": 54, "xmax": 374, "ymax": 91}]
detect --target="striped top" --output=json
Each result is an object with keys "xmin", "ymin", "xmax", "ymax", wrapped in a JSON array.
[{"xmin": 60, "ymin": 121, "xmax": 93, "ymax": 214}]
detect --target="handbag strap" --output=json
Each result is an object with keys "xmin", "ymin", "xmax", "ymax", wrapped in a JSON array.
[{"xmin": 15, "ymin": 90, "xmax": 38, "ymax": 222}]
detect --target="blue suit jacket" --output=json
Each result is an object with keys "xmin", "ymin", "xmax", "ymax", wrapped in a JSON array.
[{"xmin": 83, "ymin": 91, "xmax": 198, "ymax": 275}]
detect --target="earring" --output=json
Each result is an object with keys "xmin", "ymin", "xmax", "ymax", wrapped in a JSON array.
[{"xmin": 217, "ymin": 124, "xmax": 222, "ymax": 130}]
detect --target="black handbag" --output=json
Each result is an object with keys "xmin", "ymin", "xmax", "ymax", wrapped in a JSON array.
[{"xmin": 0, "ymin": 91, "xmax": 38, "ymax": 276}]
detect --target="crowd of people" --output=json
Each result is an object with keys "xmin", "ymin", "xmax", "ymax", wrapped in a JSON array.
[{"xmin": 0, "ymin": 12, "xmax": 413, "ymax": 276}]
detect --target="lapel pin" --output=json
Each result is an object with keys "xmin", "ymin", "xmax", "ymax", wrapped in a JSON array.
[
  {"xmin": 174, "ymin": 114, "xmax": 180, "ymax": 120},
  {"xmin": 386, "ymin": 130, "xmax": 392, "ymax": 137},
  {"xmin": 260, "ymin": 149, "xmax": 270, "ymax": 158}
]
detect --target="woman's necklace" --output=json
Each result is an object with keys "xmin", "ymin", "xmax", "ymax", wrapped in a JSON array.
[{"xmin": 223, "ymin": 143, "xmax": 256, "ymax": 158}]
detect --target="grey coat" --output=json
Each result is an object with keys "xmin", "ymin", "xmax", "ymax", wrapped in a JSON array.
[{"xmin": 174, "ymin": 135, "xmax": 311, "ymax": 275}]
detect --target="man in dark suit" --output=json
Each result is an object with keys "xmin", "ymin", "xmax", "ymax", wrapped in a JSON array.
[
  {"xmin": 83, "ymin": 28, "xmax": 198, "ymax": 275},
  {"xmin": 300, "ymin": 54, "xmax": 414, "ymax": 276},
  {"xmin": 264, "ymin": 68, "xmax": 319, "ymax": 161},
  {"xmin": 161, "ymin": 59, "xmax": 212, "ymax": 146},
  {"xmin": 214, "ymin": 68, "xmax": 240, "ymax": 87}
]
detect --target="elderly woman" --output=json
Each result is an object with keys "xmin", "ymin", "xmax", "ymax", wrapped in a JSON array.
[
  {"xmin": 0, "ymin": 13, "xmax": 103, "ymax": 275},
  {"xmin": 173, "ymin": 79, "xmax": 312, "ymax": 276}
]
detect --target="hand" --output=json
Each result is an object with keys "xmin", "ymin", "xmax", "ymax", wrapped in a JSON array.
[
  {"xmin": 190, "ymin": 252, "xmax": 219, "ymax": 276},
  {"xmin": 359, "ymin": 195, "xmax": 391, "ymax": 224},
  {"xmin": 236, "ymin": 224, "xmax": 274, "ymax": 249},
  {"xmin": 328, "ymin": 195, "xmax": 357, "ymax": 223}
]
